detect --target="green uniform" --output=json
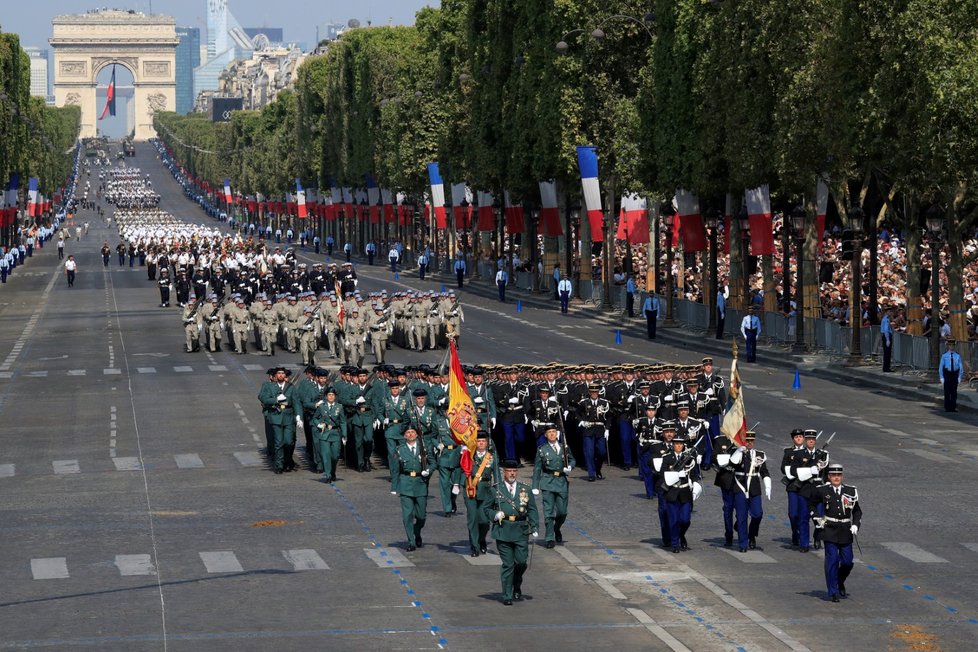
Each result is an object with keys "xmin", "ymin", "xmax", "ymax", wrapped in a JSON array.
[
  {"xmin": 311, "ymin": 399, "xmax": 347, "ymax": 480},
  {"xmin": 531, "ymin": 442, "xmax": 576, "ymax": 543},
  {"xmin": 378, "ymin": 392, "xmax": 411, "ymax": 480},
  {"xmin": 296, "ymin": 379, "xmax": 326, "ymax": 470},
  {"xmin": 392, "ymin": 441, "xmax": 431, "ymax": 546},
  {"xmin": 258, "ymin": 380, "xmax": 300, "ymax": 472},
  {"xmin": 486, "ymin": 479, "xmax": 539, "ymax": 602},
  {"xmin": 464, "ymin": 449, "xmax": 497, "ymax": 553},
  {"xmin": 340, "ymin": 381, "xmax": 377, "ymax": 471},
  {"xmin": 468, "ymin": 383, "xmax": 497, "ymax": 432}
]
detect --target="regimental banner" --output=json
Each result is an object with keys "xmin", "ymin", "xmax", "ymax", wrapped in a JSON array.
[
  {"xmin": 447, "ymin": 340, "xmax": 478, "ymax": 475},
  {"xmin": 720, "ymin": 357, "xmax": 747, "ymax": 446}
]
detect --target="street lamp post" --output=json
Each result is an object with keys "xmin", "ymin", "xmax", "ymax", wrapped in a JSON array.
[
  {"xmin": 925, "ymin": 204, "xmax": 945, "ymax": 369},
  {"xmin": 600, "ymin": 210, "xmax": 614, "ymax": 311},
  {"xmin": 704, "ymin": 210, "xmax": 719, "ymax": 333},
  {"xmin": 663, "ymin": 206, "xmax": 677, "ymax": 325},
  {"xmin": 790, "ymin": 205, "xmax": 807, "ymax": 353},
  {"xmin": 847, "ymin": 207, "xmax": 865, "ymax": 364}
]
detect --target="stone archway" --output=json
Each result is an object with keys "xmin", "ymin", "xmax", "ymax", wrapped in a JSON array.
[{"xmin": 50, "ymin": 9, "xmax": 177, "ymax": 141}]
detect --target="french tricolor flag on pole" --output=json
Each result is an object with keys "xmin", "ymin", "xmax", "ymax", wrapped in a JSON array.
[
  {"xmin": 816, "ymin": 176, "xmax": 829, "ymax": 253},
  {"xmin": 296, "ymin": 178, "xmax": 307, "ymax": 219},
  {"xmin": 28, "ymin": 178, "xmax": 39, "ymax": 217},
  {"xmin": 224, "ymin": 178, "xmax": 233, "ymax": 205},
  {"xmin": 576, "ymin": 146, "xmax": 604, "ymax": 242},
  {"xmin": 538, "ymin": 181, "xmax": 563, "ymax": 237},
  {"xmin": 427, "ymin": 162, "xmax": 447, "ymax": 229},
  {"xmin": 4, "ymin": 173, "xmax": 19, "ymax": 208}
]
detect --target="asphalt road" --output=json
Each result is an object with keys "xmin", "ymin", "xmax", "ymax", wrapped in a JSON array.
[{"xmin": 0, "ymin": 143, "xmax": 976, "ymax": 651}]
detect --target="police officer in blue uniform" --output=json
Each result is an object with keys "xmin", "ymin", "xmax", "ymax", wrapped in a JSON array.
[
  {"xmin": 939, "ymin": 338, "xmax": 964, "ymax": 412},
  {"xmin": 811, "ymin": 462, "xmax": 862, "ymax": 602},
  {"xmin": 740, "ymin": 306, "xmax": 761, "ymax": 362}
]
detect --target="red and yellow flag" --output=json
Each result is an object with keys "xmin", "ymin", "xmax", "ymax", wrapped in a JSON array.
[
  {"xmin": 335, "ymin": 280, "xmax": 345, "ymax": 328},
  {"xmin": 447, "ymin": 340, "xmax": 478, "ymax": 474}
]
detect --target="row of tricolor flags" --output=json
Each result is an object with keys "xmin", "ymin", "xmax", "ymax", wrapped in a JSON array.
[{"xmin": 0, "ymin": 175, "xmax": 53, "ymax": 227}]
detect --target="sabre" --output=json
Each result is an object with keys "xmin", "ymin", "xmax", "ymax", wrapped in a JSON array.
[
  {"xmin": 820, "ymin": 431, "xmax": 837, "ymax": 450},
  {"xmin": 749, "ymin": 421, "xmax": 761, "ymax": 432}
]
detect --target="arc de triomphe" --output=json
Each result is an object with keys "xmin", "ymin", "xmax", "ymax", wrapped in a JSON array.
[{"xmin": 50, "ymin": 9, "xmax": 177, "ymax": 141}]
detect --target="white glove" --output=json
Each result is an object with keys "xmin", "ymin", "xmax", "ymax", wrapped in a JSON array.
[
  {"xmin": 355, "ymin": 396, "xmax": 366, "ymax": 404},
  {"xmin": 341, "ymin": 437, "xmax": 347, "ymax": 445},
  {"xmin": 372, "ymin": 419, "xmax": 380, "ymax": 429},
  {"xmin": 763, "ymin": 476, "xmax": 772, "ymax": 500},
  {"xmin": 692, "ymin": 481, "xmax": 703, "ymax": 501},
  {"xmin": 276, "ymin": 393, "xmax": 287, "ymax": 402},
  {"xmin": 421, "ymin": 469, "xmax": 430, "ymax": 477},
  {"xmin": 531, "ymin": 488, "xmax": 540, "ymax": 495},
  {"xmin": 384, "ymin": 418, "xmax": 390, "ymax": 425},
  {"xmin": 737, "ymin": 446, "xmax": 747, "ymax": 453},
  {"xmin": 524, "ymin": 415, "xmax": 530, "ymax": 424},
  {"xmin": 344, "ymin": 340, "xmax": 350, "ymax": 347},
  {"xmin": 603, "ymin": 430, "xmax": 610, "ymax": 441},
  {"xmin": 562, "ymin": 466, "xmax": 572, "ymax": 474},
  {"xmin": 490, "ymin": 418, "xmax": 496, "ymax": 428},
  {"xmin": 474, "ymin": 397, "xmax": 484, "ymax": 404},
  {"xmin": 438, "ymin": 397, "xmax": 447, "ymax": 406},
  {"xmin": 315, "ymin": 400, "xmax": 323, "ymax": 408},
  {"xmin": 437, "ymin": 443, "xmax": 445, "ymax": 452},
  {"xmin": 495, "ymin": 510, "xmax": 505, "ymax": 522},
  {"xmin": 578, "ymin": 421, "xmax": 586, "ymax": 429},
  {"xmin": 451, "ymin": 484, "xmax": 460, "ymax": 495},
  {"xmin": 508, "ymin": 397, "xmax": 519, "ymax": 405},
  {"xmin": 391, "ymin": 490, "xmax": 398, "ymax": 495},
  {"xmin": 632, "ymin": 419, "xmax": 640, "ymax": 427},
  {"xmin": 295, "ymin": 416, "xmax": 303, "ymax": 428},
  {"xmin": 850, "ymin": 524, "xmax": 858, "ymax": 535},
  {"xmin": 810, "ymin": 465, "xmax": 819, "ymax": 475},
  {"xmin": 363, "ymin": 336, "xmax": 368, "ymax": 342},
  {"xmin": 678, "ymin": 470, "xmax": 687, "ymax": 478},
  {"xmin": 531, "ymin": 531, "xmax": 539, "ymax": 538},
  {"xmin": 563, "ymin": 410, "xmax": 569, "ymax": 419}
]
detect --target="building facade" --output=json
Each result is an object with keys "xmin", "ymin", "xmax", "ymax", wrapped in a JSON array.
[{"xmin": 175, "ymin": 27, "xmax": 201, "ymax": 115}]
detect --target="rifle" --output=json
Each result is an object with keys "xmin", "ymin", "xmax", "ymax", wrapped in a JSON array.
[
  {"xmin": 554, "ymin": 395, "xmax": 571, "ymax": 471},
  {"xmin": 415, "ymin": 408, "xmax": 429, "ymax": 474}
]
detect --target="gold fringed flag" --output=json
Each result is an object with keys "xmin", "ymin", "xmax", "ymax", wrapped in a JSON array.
[
  {"xmin": 447, "ymin": 340, "xmax": 478, "ymax": 475},
  {"xmin": 721, "ymin": 356, "xmax": 748, "ymax": 446}
]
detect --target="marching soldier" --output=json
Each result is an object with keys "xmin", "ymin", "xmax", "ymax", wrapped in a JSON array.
[
  {"xmin": 282, "ymin": 295, "xmax": 302, "ymax": 352},
  {"xmin": 729, "ymin": 431, "xmax": 771, "ymax": 552},
  {"xmin": 343, "ymin": 369, "xmax": 377, "ymax": 472},
  {"xmin": 392, "ymin": 426, "xmax": 431, "ymax": 552},
  {"xmin": 368, "ymin": 305, "xmax": 390, "ymax": 363},
  {"xmin": 800, "ymin": 429, "xmax": 829, "ymax": 549},
  {"xmin": 531, "ymin": 426, "xmax": 575, "ymax": 549},
  {"xmin": 811, "ymin": 463, "xmax": 862, "ymax": 602},
  {"xmin": 345, "ymin": 307, "xmax": 367, "ymax": 367},
  {"xmin": 296, "ymin": 366, "xmax": 326, "ymax": 471},
  {"xmin": 660, "ymin": 433, "xmax": 701, "ymax": 553},
  {"xmin": 158, "ymin": 268, "xmax": 171, "ymax": 307},
  {"xmin": 635, "ymin": 401, "xmax": 662, "ymax": 499},
  {"xmin": 528, "ymin": 386, "xmax": 562, "ymax": 448},
  {"xmin": 257, "ymin": 366, "xmax": 302, "ymax": 473},
  {"xmin": 298, "ymin": 307, "xmax": 320, "ymax": 366},
  {"xmin": 494, "ymin": 368, "xmax": 530, "ymax": 462},
  {"xmin": 181, "ymin": 297, "xmax": 202, "ymax": 352},
  {"xmin": 464, "ymin": 432, "xmax": 497, "ymax": 556},
  {"xmin": 782, "ymin": 428, "xmax": 821, "ymax": 551},
  {"xmin": 487, "ymin": 459, "xmax": 539, "ymax": 605},
  {"xmin": 467, "ymin": 367, "xmax": 497, "ymax": 432},
  {"xmin": 712, "ymin": 432, "xmax": 740, "ymax": 547},
  {"xmin": 229, "ymin": 297, "xmax": 252, "ymax": 354},
  {"xmin": 258, "ymin": 299, "xmax": 278, "ymax": 355},
  {"xmin": 577, "ymin": 383, "xmax": 610, "ymax": 481},
  {"xmin": 311, "ymin": 385, "xmax": 347, "ymax": 482},
  {"xmin": 380, "ymin": 380, "xmax": 411, "ymax": 482}
]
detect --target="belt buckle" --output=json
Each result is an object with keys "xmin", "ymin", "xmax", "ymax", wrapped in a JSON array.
[
  {"xmin": 409, "ymin": 471, "xmax": 417, "ymax": 477},
  {"xmin": 507, "ymin": 515, "xmax": 516, "ymax": 522},
  {"xmin": 553, "ymin": 471, "xmax": 561, "ymax": 476},
  {"xmin": 446, "ymin": 445, "xmax": 454, "ymax": 449}
]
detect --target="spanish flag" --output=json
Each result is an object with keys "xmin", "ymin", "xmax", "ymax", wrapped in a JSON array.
[
  {"xmin": 447, "ymin": 340, "xmax": 478, "ymax": 474},
  {"xmin": 721, "ymin": 357, "xmax": 748, "ymax": 446}
]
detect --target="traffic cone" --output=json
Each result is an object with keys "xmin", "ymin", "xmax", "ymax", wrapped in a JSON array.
[
  {"xmin": 615, "ymin": 329, "xmax": 622, "ymax": 345},
  {"xmin": 516, "ymin": 300, "xmax": 522, "ymax": 313},
  {"xmin": 792, "ymin": 369, "xmax": 801, "ymax": 390}
]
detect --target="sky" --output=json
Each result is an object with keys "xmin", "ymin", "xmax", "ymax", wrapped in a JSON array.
[{"xmin": 5, "ymin": 0, "xmax": 438, "ymax": 50}]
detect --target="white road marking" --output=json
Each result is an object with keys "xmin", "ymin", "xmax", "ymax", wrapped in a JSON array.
[
  {"xmin": 365, "ymin": 547, "xmax": 414, "ymax": 568},
  {"xmin": 0, "ymin": 463, "xmax": 14, "ymax": 478},
  {"xmin": 233, "ymin": 451, "xmax": 263, "ymax": 467},
  {"xmin": 625, "ymin": 608, "xmax": 692, "ymax": 652},
  {"xmin": 199, "ymin": 551, "xmax": 243, "ymax": 573},
  {"xmin": 115, "ymin": 554, "xmax": 156, "ymax": 576},
  {"xmin": 137, "ymin": 367, "xmax": 157, "ymax": 374},
  {"xmin": 173, "ymin": 366, "xmax": 193, "ymax": 373},
  {"xmin": 961, "ymin": 543, "xmax": 978, "ymax": 554},
  {"xmin": 67, "ymin": 369, "xmax": 86, "ymax": 376},
  {"xmin": 113, "ymin": 457, "xmax": 142, "ymax": 471},
  {"xmin": 718, "ymin": 548, "xmax": 778, "ymax": 563},
  {"xmin": 841, "ymin": 447, "xmax": 895, "ymax": 463},
  {"xmin": 826, "ymin": 412, "xmax": 847, "ymax": 418},
  {"xmin": 452, "ymin": 546, "xmax": 500, "ymax": 566},
  {"xmin": 208, "ymin": 365, "xmax": 228, "ymax": 372},
  {"xmin": 880, "ymin": 542, "xmax": 948, "ymax": 563},
  {"xmin": 553, "ymin": 546, "xmax": 584, "ymax": 565},
  {"xmin": 243, "ymin": 364, "xmax": 264, "ymax": 371},
  {"xmin": 174, "ymin": 454, "xmax": 204, "ymax": 469},
  {"xmin": 31, "ymin": 557, "xmax": 69, "ymax": 580},
  {"xmin": 583, "ymin": 568, "xmax": 628, "ymax": 599},
  {"xmin": 53, "ymin": 460, "xmax": 80, "ymax": 474},
  {"xmin": 853, "ymin": 419, "xmax": 881, "ymax": 428},
  {"xmin": 26, "ymin": 371, "xmax": 48, "ymax": 378},
  {"xmin": 900, "ymin": 449, "xmax": 958, "ymax": 464},
  {"xmin": 103, "ymin": 368, "xmax": 122, "ymax": 375},
  {"xmin": 282, "ymin": 549, "xmax": 329, "ymax": 571},
  {"xmin": 884, "ymin": 428, "xmax": 910, "ymax": 438}
]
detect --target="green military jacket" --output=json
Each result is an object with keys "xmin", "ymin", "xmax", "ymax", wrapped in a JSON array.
[
  {"xmin": 532, "ymin": 442, "xmax": 576, "ymax": 493},
  {"xmin": 258, "ymin": 381, "xmax": 299, "ymax": 424},
  {"xmin": 341, "ymin": 382, "xmax": 375, "ymax": 425},
  {"xmin": 392, "ymin": 442, "xmax": 431, "ymax": 496},
  {"xmin": 311, "ymin": 400, "xmax": 347, "ymax": 440},
  {"xmin": 435, "ymin": 428, "xmax": 463, "ymax": 469},
  {"xmin": 406, "ymin": 404, "xmax": 443, "ymax": 452},
  {"xmin": 379, "ymin": 393, "xmax": 411, "ymax": 432},
  {"xmin": 465, "ymin": 450, "xmax": 497, "ymax": 500},
  {"xmin": 487, "ymin": 480, "xmax": 538, "ymax": 542},
  {"xmin": 295, "ymin": 379, "xmax": 325, "ymax": 417}
]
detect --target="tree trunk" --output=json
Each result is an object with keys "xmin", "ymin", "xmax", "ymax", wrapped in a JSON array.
[
  {"xmin": 728, "ymin": 192, "xmax": 745, "ymax": 310},
  {"xmin": 947, "ymin": 180, "xmax": 970, "ymax": 341},
  {"xmin": 904, "ymin": 199, "xmax": 923, "ymax": 336}
]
